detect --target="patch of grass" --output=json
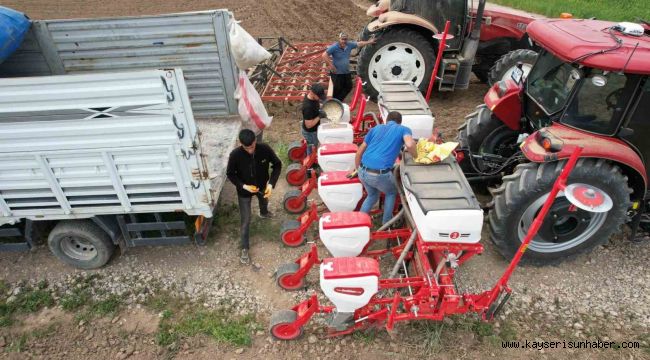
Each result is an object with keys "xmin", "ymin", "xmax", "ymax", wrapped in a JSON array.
[
  {"xmin": 411, "ymin": 321, "xmax": 445, "ymax": 354},
  {"xmin": 0, "ymin": 284, "xmax": 55, "ymax": 327},
  {"xmin": 213, "ymin": 203, "xmax": 240, "ymax": 233},
  {"xmin": 249, "ymin": 217, "xmax": 281, "ymax": 241},
  {"xmin": 60, "ymin": 288, "xmax": 91, "ymax": 311},
  {"xmin": 90, "ymin": 295, "xmax": 122, "ymax": 316},
  {"xmin": 272, "ymin": 141, "xmax": 291, "ymax": 169},
  {"xmin": 31, "ymin": 323, "xmax": 59, "ymax": 339},
  {"xmin": 156, "ymin": 310, "xmax": 259, "ymax": 348},
  {"xmin": 491, "ymin": 0, "xmax": 650, "ymax": 22},
  {"xmin": 6, "ymin": 334, "xmax": 27, "ymax": 353},
  {"xmin": 352, "ymin": 329, "xmax": 377, "ymax": 344}
]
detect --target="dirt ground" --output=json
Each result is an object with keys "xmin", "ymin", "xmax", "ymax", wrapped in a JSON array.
[{"xmin": 1, "ymin": 0, "xmax": 649, "ymax": 359}]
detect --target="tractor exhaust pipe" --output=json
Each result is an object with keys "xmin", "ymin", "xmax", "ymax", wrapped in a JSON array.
[{"xmin": 455, "ymin": 0, "xmax": 487, "ymax": 90}]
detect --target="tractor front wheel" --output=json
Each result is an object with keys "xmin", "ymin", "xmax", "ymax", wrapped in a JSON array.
[
  {"xmin": 489, "ymin": 159, "xmax": 631, "ymax": 264},
  {"xmin": 457, "ymin": 105, "xmax": 519, "ymax": 175},
  {"xmin": 283, "ymin": 190, "xmax": 307, "ymax": 214},
  {"xmin": 270, "ymin": 310, "xmax": 303, "ymax": 340},
  {"xmin": 488, "ymin": 49, "xmax": 538, "ymax": 86}
]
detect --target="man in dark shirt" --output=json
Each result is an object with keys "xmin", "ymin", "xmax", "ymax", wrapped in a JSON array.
[
  {"xmin": 226, "ymin": 129, "xmax": 282, "ymax": 264},
  {"xmin": 302, "ymin": 83, "xmax": 326, "ymax": 155}
]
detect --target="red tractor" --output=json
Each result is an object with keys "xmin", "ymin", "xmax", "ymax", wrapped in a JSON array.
[
  {"xmin": 358, "ymin": 0, "xmax": 543, "ymax": 98},
  {"xmin": 458, "ymin": 18, "xmax": 650, "ymax": 263}
]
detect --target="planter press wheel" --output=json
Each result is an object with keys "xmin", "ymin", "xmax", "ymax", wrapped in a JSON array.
[
  {"xmin": 280, "ymin": 220, "xmax": 305, "ymax": 247},
  {"xmin": 285, "ymin": 163, "xmax": 307, "ymax": 186},
  {"xmin": 270, "ymin": 310, "xmax": 303, "ymax": 340},
  {"xmin": 283, "ymin": 190, "xmax": 307, "ymax": 214},
  {"xmin": 288, "ymin": 141, "xmax": 306, "ymax": 163},
  {"xmin": 275, "ymin": 263, "xmax": 305, "ymax": 290}
]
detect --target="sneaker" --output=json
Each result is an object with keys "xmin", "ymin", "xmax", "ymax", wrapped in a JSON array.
[
  {"xmin": 259, "ymin": 211, "xmax": 275, "ymax": 219},
  {"xmin": 240, "ymin": 249, "xmax": 250, "ymax": 264}
]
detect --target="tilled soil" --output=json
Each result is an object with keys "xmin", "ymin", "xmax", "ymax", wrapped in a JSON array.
[
  {"xmin": 1, "ymin": 1, "xmax": 650, "ymax": 359},
  {"xmin": 4, "ymin": 0, "xmax": 368, "ymax": 42}
]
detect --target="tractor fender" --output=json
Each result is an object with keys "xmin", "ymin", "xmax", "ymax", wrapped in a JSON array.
[
  {"xmin": 367, "ymin": 11, "xmax": 439, "ymax": 34},
  {"xmin": 366, "ymin": 0, "xmax": 390, "ymax": 17},
  {"xmin": 521, "ymin": 123, "xmax": 648, "ymax": 195},
  {"xmin": 484, "ymin": 79, "xmax": 522, "ymax": 131}
]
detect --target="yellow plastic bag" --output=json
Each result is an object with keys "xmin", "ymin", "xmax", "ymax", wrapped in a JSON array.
[{"xmin": 414, "ymin": 139, "xmax": 458, "ymax": 164}]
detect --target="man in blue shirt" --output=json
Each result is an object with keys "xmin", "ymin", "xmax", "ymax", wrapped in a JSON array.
[
  {"xmin": 322, "ymin": 32, "xmax": 375, "ymax": 101},
  {"xmin": 351, "ymin": 111, "xmax": 416, "ymax": 224}
]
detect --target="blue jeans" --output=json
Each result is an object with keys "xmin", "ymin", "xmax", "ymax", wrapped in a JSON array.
[
  {"xmin": 359, "ymin": 167, "xmax": 397, "ymax": 224},
  {"xmin": 301, "ymin": 128, "xmax": 319, "ymax": 155}
]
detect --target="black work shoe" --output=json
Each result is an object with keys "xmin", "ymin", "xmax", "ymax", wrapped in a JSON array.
[
  {"xmin": 240, "ymin": 249, "xmax": 250, "ymax": 264},
  {"xmin": 259, "ymin": 212, "xmax": 275, "ymax": 219}
]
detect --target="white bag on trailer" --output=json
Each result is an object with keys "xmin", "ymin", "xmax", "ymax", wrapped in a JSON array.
[
  {"xmin": 229, "ymin": 20, "xmax": 271, "ymax": 70},
  {"xmin": 235, "ymin": 70, "xmax": 273, "ymax": 134}
]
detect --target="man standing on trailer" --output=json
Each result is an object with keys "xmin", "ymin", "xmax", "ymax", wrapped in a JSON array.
[
  {"xmin": 301, "ymin": 82, "xmax": 326, "ymax": 155},
  {"xmin": 351, "ymin": 111, "xmax": 416, "ymax": 224},
  {"xmin": 323, "ymin": 32, "xmax": 375, "ymax": 101},
  {"xmin": 227, "ymin": 129, "xmax": 282, "ymax": 264}
]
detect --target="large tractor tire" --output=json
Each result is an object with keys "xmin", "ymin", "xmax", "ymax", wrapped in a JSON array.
[
  {"xmin": 489, "ymin": 159, "xmax": 631, "ymax": 264},
  {"xmin": 358, "ymin": 28, "xmax": 435, "ymax": 100},
  {"xmin": 488, "ymin": 49, "xmax": 538, "ymax": 86},
  {"xmin": 48, "ymin": 220, "xmax": 115, "ymax": 269},
  {"xmin": 457, "ymin": 105, "xmax": 519, "ymax": 174}
]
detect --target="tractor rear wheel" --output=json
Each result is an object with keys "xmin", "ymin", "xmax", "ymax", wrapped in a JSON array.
[
  {"xmin": 457, "ymin": 105, "xmax": 519, "ymax": 174},
  {"xmin": 489, "ymin": 159, "xmax": 631, "ymax": 264},
  {"xmin": 358, "ymin": 28, "xmax": 435, "ymax": 100},
  {"xmin": 488, "ymin": 49, "xmax": 538, "ymax": 86},
  {"xmin": 283, "ymin": 190, "xmax": 307, "ymax": 214},
  {"xmin": 270, "ymin": 310, "xmax": 303, "ymax": 340}
]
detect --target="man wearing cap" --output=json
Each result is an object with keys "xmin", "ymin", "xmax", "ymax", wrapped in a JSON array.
[
  {"xmin": 301, "ymin": 83, "xmax": 326, "ymax": 155},
  {"xmin": 323, "ymin": 32, "xmax": 376, "ymax": 101}
]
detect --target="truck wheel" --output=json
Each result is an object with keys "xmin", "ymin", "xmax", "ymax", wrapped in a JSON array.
[
  {"xmin": 275, "ymin": 263, "xmax": 305, "ymax": 290},
  {"xmin": 358, "ymin": 28, "xmax": 435, "ymax": 100},
  {"xmin": 48, "ymin": 220, "xmax": 115, "ymax": 269},
  {"xmin": 286, "ymin": 163, "xmax": 307, "ymax": 186},
  {"xmin": 288, "ymin": 141, "xmax": 306, "ymax": 163},
  {"xmin": 269, "ymin": 310, "xmax": 303, "ymax": 340},
  {"xmin": 281, "ymin": 220, "xmax": 305, "ymax": 247},
  {"xmin": 283, "ymin": 190, "xmax": 307, "ymax": 214},
  {"xmin": 457, "ymin": 105, "xmax": 519, "ymax": 174},
  {"xmin": 489, "ymin": 159, "xmax": 631, "ymax": 264},
  {"xmin": 488, "ymin": 49, "xmax": 538, "ymax": 86}
]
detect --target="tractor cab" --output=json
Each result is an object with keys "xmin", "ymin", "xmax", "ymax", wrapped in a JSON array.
[{"xmin": 458, "ymin": 18, "xmax": 650, "ymax": 263}]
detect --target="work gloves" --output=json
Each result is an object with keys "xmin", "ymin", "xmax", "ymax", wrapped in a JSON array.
[
  {"xmin": 346, "ymin": 168, "xmax": 358, "ymax": 179},
  {"xmin": 243, "ymin": 184, "xmax": 272, "ymax": 198}
]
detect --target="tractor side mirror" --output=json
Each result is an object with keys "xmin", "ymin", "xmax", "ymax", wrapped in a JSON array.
[{"xmin": 617, "ymin": 127, "xmax": 635, "ymax": 139}]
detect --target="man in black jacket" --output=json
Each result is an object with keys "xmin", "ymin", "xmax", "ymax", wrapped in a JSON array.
[{"xmin": 226, "ymin": 129, "xmax": 282, "ymax": 264}]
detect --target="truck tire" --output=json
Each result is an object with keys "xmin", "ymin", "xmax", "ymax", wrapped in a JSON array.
[
  {"xmin": 489, "ymin": 159, "xmax": 631, "ymax": 264},
  {"xmin": 488, "ymin": 49, "xmax": 538, "ymax": 86},
  {"xmin": 48, "ymin": 220, "xmax": 115, "ymax": 269},
  {"xmin": 457, "ymin": 105, "xmax": 519, "ymax": 174},
  {"xmin": 358, "ymin": 28, "xmax": 435, "ymax": 100}
]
